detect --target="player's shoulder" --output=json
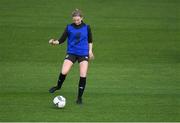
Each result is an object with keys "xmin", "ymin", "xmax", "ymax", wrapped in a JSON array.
[
  {"xmin": 83, "ymin": 22, "xmax": 90, "ymax": 29},
  {"xmin": 83, "ymin": 22, "xmax": 91, "ymax": 28},
  {"xmin": 83, "ymin": 22, "xmax": 90, "ymax": 27}
]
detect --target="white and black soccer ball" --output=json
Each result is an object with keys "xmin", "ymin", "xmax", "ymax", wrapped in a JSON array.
[{"xmin": 53, "ymin": 95, "xmax": 66, "ymax": 108}]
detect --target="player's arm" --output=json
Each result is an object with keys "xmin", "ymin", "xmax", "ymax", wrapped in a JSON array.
[
  {"xmin": 88, "ymin": 25, "xmax": 94, "ymax": 60},
  {"xmin": 89, "ymin": 43, "xmax": 94, "ymax": 60},
  {"xmin": 49, "ymin": 27, "xmax": 68, "ymax": 45}
]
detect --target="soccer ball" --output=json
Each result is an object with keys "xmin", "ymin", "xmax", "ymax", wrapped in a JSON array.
[{"xmin": 53, "ymin": 95, "xmax": 66, "ymax": 108}]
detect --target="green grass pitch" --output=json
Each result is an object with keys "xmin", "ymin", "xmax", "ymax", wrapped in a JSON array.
[{"xmin": 0, "ymin": 0, "xmax": 180, "ymax": 121}]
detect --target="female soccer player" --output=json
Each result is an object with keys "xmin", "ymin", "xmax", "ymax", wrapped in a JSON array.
[{"xmin": 48, "ymin": 9, "xmax": 94, "ymax": 104}]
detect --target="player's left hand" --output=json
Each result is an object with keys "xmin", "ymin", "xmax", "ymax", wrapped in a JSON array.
[{"xmin": 89, "ymin": 51, "xmax": 94, "ymax": 60}]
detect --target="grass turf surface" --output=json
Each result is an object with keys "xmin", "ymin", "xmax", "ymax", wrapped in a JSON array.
[{"xmin": 0, "ymin": 0, "xmax": 180, "ymax": 121}]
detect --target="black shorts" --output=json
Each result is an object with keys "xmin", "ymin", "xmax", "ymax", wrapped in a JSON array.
[{"xmin": 65, "ymin": 54, "xmax": 89, "ymax": 63}]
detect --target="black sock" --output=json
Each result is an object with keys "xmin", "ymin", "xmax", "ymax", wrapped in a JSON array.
[
  {"xmin": 78, "ymin": 77, "xmax": 86, "ymax": 99},
  {"xmin": 57, "ymin": 73, "xmax": 66, "ymax": 89}
]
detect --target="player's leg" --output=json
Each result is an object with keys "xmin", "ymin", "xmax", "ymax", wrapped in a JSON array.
[
  {"xmin": 57, "ymin": 59, "xmax": 74, "ymax": 88},
  {"xmin": 76, "ymin": 58, "xmax": 89, "ymax": 104},
  {"xmin": 49, "ymin": 54, "xmax": 75, "ymax": 93}
]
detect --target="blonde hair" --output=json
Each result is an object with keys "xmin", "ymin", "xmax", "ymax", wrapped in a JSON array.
[{"xmin": 72, "ymin": 8, "xmax": 83, "ymax": 17}]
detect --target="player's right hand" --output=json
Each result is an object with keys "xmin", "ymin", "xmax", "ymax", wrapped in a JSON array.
[{"xmin": 49, "ymin": 39, "xmax": 54, "ymax": 44}]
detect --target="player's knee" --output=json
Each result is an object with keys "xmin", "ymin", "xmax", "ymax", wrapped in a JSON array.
[
  {"xmin": 61, "ymin": 69, "xmax": 69, "ymax": 75},
  {"xmin": 62, "ymin": 71, "xmax": 67, "ymax": 75},
  {"xmin": 80, "ymin": 72, "xmax": 87, "ymax": 78}
]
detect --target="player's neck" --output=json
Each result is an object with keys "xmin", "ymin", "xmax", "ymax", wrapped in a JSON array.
[{"xmin": 72, "ymin": 21, "xmax": 84, "ymax": 28}]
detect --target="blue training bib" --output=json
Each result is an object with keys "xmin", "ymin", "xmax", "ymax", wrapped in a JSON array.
[{"xmin": 67, "ymin": 24, "xmax": 89, "ymax": 56}]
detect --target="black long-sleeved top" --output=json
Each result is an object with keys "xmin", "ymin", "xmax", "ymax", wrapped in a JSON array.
[{"xmin": 58, "ymin": 22, "xmax": 93, "ymax": 44}]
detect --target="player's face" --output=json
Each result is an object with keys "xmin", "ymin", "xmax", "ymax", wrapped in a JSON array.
[{"xmin": 72, "ymin": 16, "xmax": 83, "ymax": 25}]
